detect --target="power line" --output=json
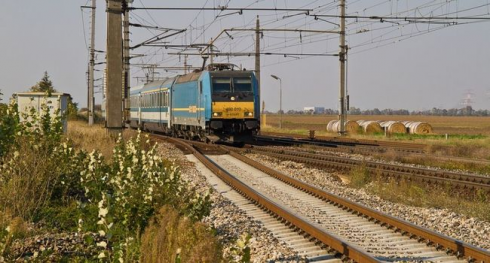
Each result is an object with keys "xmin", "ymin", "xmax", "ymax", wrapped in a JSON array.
[
  {"xmin": 129, "ymin": 7, "xmax": 314, "ymax": 12},
  {"xmin": 169, "ymin": 52, "xmax": 337, "ymax": 57},
  {"xmin": 311, "ymin": 14, "xmax": 490, "ymax": 21}
]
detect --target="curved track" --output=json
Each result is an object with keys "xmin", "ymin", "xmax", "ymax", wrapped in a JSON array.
[
  {"xmin": 151, "ymin": 134, "xmax": 490, "ymax": 262},
  {"xmin": 244, "ymin": 146, "xmax": 490, "ymax": 192},
  {"xmin": 256, "ymin": 132, "xmax": 490, "ymax": 167}
]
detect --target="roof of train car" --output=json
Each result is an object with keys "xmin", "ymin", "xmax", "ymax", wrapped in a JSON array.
[
  {"xmin": 129, "ymin": 68, "xmax": 256, "ymax": 95},
  {"xmin": 130, "ymin": 77, "xmax": 176, "ymax": 95}
]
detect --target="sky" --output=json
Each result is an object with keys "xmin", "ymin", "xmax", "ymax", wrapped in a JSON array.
[{"xmin": 1, "ymin": 0, "xmax": 489, "ymax": 112}]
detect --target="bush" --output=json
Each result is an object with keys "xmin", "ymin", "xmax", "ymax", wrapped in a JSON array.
[
  {"xmin": 0, "ymin": 101, "xmax": 81, "ymax": 221},
  {"xmin": 77, "ymin": 132, "xmax": 212, "ymax": 261},
  {"xmin": 140, "ymin": 206, "xmax": 221, "ymax": 263},
  {"xmin": 0, "ymin": 102, "xmax": 20, "ymax": 158},
  {"xmin": 349, "ymin": 165, "xmax": 371, "ymax": 188},
  {"xmin": 0, "ymin": 99, "xmax": 214, "ymax": 261}
]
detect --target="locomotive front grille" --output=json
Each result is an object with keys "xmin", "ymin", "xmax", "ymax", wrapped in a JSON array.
[{"xmin": 211, "ymin": 101, "xmax": 255, "ymax": 119}]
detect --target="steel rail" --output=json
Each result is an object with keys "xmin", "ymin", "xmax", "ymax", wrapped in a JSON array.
[
  {"xmin": 157, "ymin": 136, "xmax": 379, "ymax": 262},
  {"xmin": 249, "ymin": 146, "xmax": 490, "ymax": 192},
  {"xmin": 255, "ymin": 134, "xmax": 426, "ymax": 154},
  {"xmin": 258, "ymin": 132, "xmax": 428, "ymax": 151},
  {"xmin": 223, "ymin": 147, "xmax": 490, "ymax": 262},
  {"xmin": 258, "ymin": 133, "xmax": 490, "ymax": 166}
]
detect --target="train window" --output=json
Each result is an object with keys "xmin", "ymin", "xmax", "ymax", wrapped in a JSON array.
[
  {"xmin": 212, "ymin": 78, "xmax": 231, "ymax": 93},
  {"xmin": 233, "ymin": 78, "xmax": 252, "ymax": 92}
]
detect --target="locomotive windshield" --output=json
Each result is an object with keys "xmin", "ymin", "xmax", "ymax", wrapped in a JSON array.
[
  {"xmin": 212, "ymin": 77, "xmax": 252, "ymax": 93},
  {"xmin": 212, "ymin": 78, "xmax": 231, "ymax": 93},
  {"xmin": 233, "ymin": 78, "xmax": 252, "ymax": 92}
]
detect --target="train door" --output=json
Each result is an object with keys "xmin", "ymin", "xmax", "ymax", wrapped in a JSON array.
[
  {"xmin": 138, "ymin": 93, "xmax": 142, "ymax": 126},
  {"xmin": 198, "ymin": 81, "xmax": 202, "ymax": 125},
  {"xmin": 159, "ymin": 90, "xmax": 162, "ymax": 126}
]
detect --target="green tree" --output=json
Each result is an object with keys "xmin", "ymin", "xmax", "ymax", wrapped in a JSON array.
[
  {"xmin": 66, "ymin": 98, "xmax": 79, "ymax": 120},
  {"xmin": 30, "ymin": 71, "xmax": 57, "ymax": 94}
]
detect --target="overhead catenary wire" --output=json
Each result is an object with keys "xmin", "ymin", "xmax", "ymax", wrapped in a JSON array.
[{"xmin": 128, "ymin": 0, "xmax": 490, "ymax": 80}]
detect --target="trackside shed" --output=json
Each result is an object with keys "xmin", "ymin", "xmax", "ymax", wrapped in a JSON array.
[{"xmin": 13, "ymin": 92, "xmax": 71, "ymax": 132}]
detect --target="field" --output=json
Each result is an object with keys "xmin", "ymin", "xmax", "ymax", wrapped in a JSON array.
[
  {"xmin": 262, "ymin": 114, "xmax": 490, "ymax": 136},
  {"xmin": 262, "ymin": 114, "xmax": 490, "ymax": 160}
]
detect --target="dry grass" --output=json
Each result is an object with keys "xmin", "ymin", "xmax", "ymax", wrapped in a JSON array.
[
  {"xmin": 347, "ymin": 167, "xmax": 490, "ymax": 222},
  {"xmin": 67, "ymin": 121, "xmax": 137, "ymax": 159},
  {"xmin": 263, "ymin": 114, "xmax": 490, "ymax": 160},
  {"xmin": 263, "ymin": 114, "xmax": 490, "ymax": 135},
  {"xmin": 375, "ymin": 149, "xmax": 490, "ymax": 174},
  {"xmin": 0, "ymin": 140, "xmax": 61, "ymax": 221},
  {"xmin": 140, "ymin": 206, "xmax": 221, "ymax": 263}
]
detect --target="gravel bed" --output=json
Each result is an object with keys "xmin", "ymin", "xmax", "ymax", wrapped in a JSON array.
[
  {"xmin": 209, "ymin": 155, "xmax": 425, "ymax": 260},
  {"xmin": 245, "ymin": 153, "xmax": 490, "ymax": 251},
  {"xmin": 277, "ymin": 146, "xmax": 490, "ymax": 177},
  {"xmin": 5, "ymin": 232, "xmax": 100, "ymax": 262},
  {"xmin": 156, "ymin": 143, "xmax": 303, "ymax": 262}
]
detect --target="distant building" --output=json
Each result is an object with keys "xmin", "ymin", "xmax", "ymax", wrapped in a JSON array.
[
  {"xmin": 303, "ymin": 106, "xmax": 325, "ymax": 114},
  {"xmin": 13, "ymin": 92, "xmax": 71, "ymax": 132}
]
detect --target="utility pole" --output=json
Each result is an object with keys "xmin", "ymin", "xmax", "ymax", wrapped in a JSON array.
[
  {"xmin": 338, "ymin": 0, "xmax": 347, "ymax": 135},
  {"xmin": 106, "ymin": 0, "xmax": 124, "ymax": 133},
  {"xmin": 184, "ymin": 55, "xmax": 188, "ymax": 74},
  {"xmin": 88, "ymin": 0, "xmax": 96, "ymax": 126},
  {"xmin": 123, "ymin": 0, "xmax": 131, "ymax": 123},
  {"xmin": 255, "ymin": 16, "xmax": 261, "ymax": 112},
  {"xmin": 209, "ymin": 38, "xmax": 214, "ymax": 65}
]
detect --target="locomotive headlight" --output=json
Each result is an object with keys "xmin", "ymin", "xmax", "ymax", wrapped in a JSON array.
[
  {"xmin": 213, "ymin": 112, "xmax": 222, "ymax": 117},
  {"xmin": 245, "ymin": 112, "xmax": 253, "ymax": 117}
]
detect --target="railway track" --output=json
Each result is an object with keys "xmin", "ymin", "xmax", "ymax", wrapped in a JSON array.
[
  {"xmin": 257, "ymin": 132, "xmax": 490, "ymax": 167},
  {"xmin": 257, "ymin": 132, "xmax": 428, "ymax": 154},
  {"xmin": 242, "ymin": 146, "xmax": 490, "ymax": 192},
  {"xmin": 152, "ymin": 135, "xmax": 490, "ymax": 262}
]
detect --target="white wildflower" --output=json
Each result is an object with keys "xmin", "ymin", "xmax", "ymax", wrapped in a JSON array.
[
  {"xmin": 77, "ymin": 219, "xmax": 83, "ymax": 232},
  {"xmin": 98, "ymin": 230, "xmax": 106, "ymax": 236},
  {"xmin": 107, "ymin": 223, "xmax": 114, "ymax": 229},
  {"xmin": 98, "ymin": 207, "xmax": 108, "ymax": 217},
  {"xmin": 98, "ymin": 252, "xmax": 106, "ymax": 259},
  {"xmin": 5, "ymin": 226, "xmax": 10, "ymax": 233},
  {"xmin": 97, "ymin": 241, "xmax": 107, "ymax": 248},
  {"xmin": 97, "ymin": 218, "xmax": 106, "ymax": 225}
]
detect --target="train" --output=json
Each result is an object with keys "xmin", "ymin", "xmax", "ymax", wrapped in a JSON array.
[{"xmin": 126, "ymin": 63, "xmax": 260, "ymax": 143}]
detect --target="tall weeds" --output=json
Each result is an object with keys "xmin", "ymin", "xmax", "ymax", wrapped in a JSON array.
[
  {"xmin": 0, "ymin": 99, "xmax": 215, "ymax": 261},
  {"xmin": 140, "ymin": 206, "xmax": 221, "ymax": 263}
]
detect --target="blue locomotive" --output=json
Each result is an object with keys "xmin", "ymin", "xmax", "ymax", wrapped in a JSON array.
[{"xmin": 127, "ymin": 63, "xmax": 260, "ymax": 142}]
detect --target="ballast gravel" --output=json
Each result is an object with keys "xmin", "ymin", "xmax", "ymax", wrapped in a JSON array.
[
  {"xmin": 156, "ymin": 143, "xmax": 302, "ymax": 263},
  {"xmin": 244, "ymin": 152, "xmax": 490, "ymax": 251}
]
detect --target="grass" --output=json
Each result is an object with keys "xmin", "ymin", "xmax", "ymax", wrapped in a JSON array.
[
  {"xmin": 375, "ymin": 150, "xmax": 490, "ymax": 175},
  {"xmin": 67, "ymin": 121, "xmax": 137, "ymax": 159},
  {"xmin": 347, "ymin": 166, "xmax": 490, "ymax": 222},
  {"xmin": 140, "ymin": 206, "xmax": 221, "ymax": 263},
  {"xmin": 1, "ymin": 119, "xmax": 218, "ymax": 261},
  {"xmin": 263, "ymin": 114, "xmax": 490, "ymax": 135},
  {"xmin": 67, "ymin": 121, "xmax": 219, "ymax": 261},
  {"xmin": 263, "ymin": 114, "xmax": 490, "ymax": 160}
]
